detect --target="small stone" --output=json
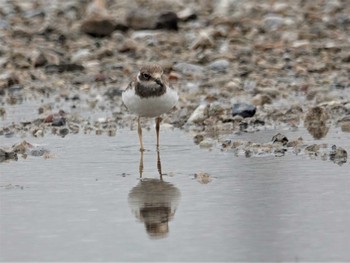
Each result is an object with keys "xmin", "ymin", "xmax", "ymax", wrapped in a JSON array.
[
  {"xmin": 104, "ymin": 87, "xmax": 123, "ymax": 99},
  {"xmin": 12, "ymin": 141, "xmax": 33, "ymax": 154},
  {"xmin": 0, "ymin": 149, "xmax": 18, "ymax": 162},
  {"xmin": 108, "ymin": 129, "xmax": 116, "ymax": 136},
  {"xmin": 191, "ymin": 31, "xmax": 214, "ymax": 50},
  {"xmin": 52, "ymin": 118, "xmax": 66, "ymax": 127},
  {"xmin": 286, "ymin": 137, "xmax": 303, "ymax": 148},
  {"xmin": 193, "ymin": 134, "xmax": 204, "ymax": 144},
  {"xmin": 0, "ymin": 108, "xmax": 6, "ymax": 117},
  {"xmin": 207, "ymin": 59, "xmax": 230, "ymax": 72},
  {"xmin": 173, "ymin": 62, "xmax": 204, "ymax": 76},
  {"xmin": 305, "ymin": 144, "xmax": 320, "ymax": 152},
  {"xmin": 304, "ymin": 106, "xmax": 330, "ymax": 139},
  {"xmin": 45, "ymin": 64, "xmax": 84, "ymax": 74},
  {"xmin": 177, "ymin": 8, "xmax": 197, "ymax": 21},
  {"xmin": 274, "ymin": 148, "xmax": 287, "ymax": 157},
  {"xmin": 186, "ymin": 104, "xmax": 209, "ymax": 124},
  {"xmin": 155, "ymin": 12, "xmax": 178, "ymax": 31},
  {"xmin": 272, "ymin": 133, "xmax": 289, "ymax": 146},
  {"xmin": 81, "ymin": 18, "xmax": 116, "ymax": 37},
  {"xmin": 263, "ymin": 14, "xmax": 286, "ymax": 31},
  {"xmin": 71, "ymin": 49, "xmax": 92, "ymax": 63},
  {"xmin": 0, "ymin": 71, "xmax": 19, "ymax": 89},
  {"xmin": 194, "ymin": 172, "xmax": 212, "ymax": 184},
  {"xmin": 32, "ymin": 129, "xmax": 44, "ymax": 137},
  {"xmin": 59, "ymin": 128, "xmax": 69, "ymax": 137},
  {"xmin": 251, "ymin": 94, "xmax": 272, "ymax": 106},
  {"xmin": 69, "ymin": 123, "xmax": 80, "ymax": 134},
  {"xmin": 329, "ymin": 145, "xmax": 347, "ymax": 165},
  {"xmin": 199, "ymin": 138, "xmax": 214, "ymax": 148},
  {"xmin": 118, "ymin": 39, "xmax": 137, "ymax": 53},
  {"xmin": 340, "ymin": 122, "xmax": 350, "ymax": 132},
  {"xmin": 30, "ymin": 148, "xmax": 49, "ymax": 157},
  {"xmin": 232, "ymin": 103, "xmax": 256, "ymax": 118},
  {"xmin": 225, "ymin": 79, "xmax": 242, "ymax": 91},
  {"xmin": 32, "ymin": 50, "xmax": 47, "ymax": 67},
  {"xmin": 221, "ymin": 139, "xmax": 232, "ymax": 149}
]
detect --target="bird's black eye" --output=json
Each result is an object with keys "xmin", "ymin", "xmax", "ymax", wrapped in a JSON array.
[{"xmin": 141, "ymin": 73, "xmax": 151, "ymax": 80}]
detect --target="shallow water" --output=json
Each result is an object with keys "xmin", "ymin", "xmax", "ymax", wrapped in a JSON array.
[{"xmin": 0, "ymin": 128, "xmax": 349, "ymax": 261}]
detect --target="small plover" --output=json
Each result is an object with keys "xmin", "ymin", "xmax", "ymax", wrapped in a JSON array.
[{"xmin": 122, "ymin": 64, "xmax": 178, "ymax": 151}]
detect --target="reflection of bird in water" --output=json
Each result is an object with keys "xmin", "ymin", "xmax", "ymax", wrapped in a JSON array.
[
  {"xmin": 128, "ymin": 179, "xmax": 181, "ymax": 238},
  {"xmin": 128, "ymin": 148, "xmax": 180, "ymax": 238},
  {"xmin": 304, "ymin": 106, "xmax": 330, "ymax": 139}
]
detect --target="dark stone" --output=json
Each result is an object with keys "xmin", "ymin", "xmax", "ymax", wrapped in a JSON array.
[
  {"xmin": 45, "ymin": 64, "xmax": 84, "ymax": 74},
  {"xmin": 272, "ymin": 133, "xmax": 289, "ymax": 145},
  {"xmin": 193, "ymin": 134, "xmax": 204, "ymax": 144},
  {"xmin": 232, "ymin": 103, "xmax": 256, "ymax": 118},
  {"xmin": 81, "ymin": 19, "xmax": 116, "ymax": 37},
  {"xmin": 52, "ymin": 118, "xmax": 66, "ymax": 126},
  {"xmin": 274, "ymin": 148, "xmax": 287, "ymax": 157},
  {"xmin": 0, "ymin": 149, "xmax": 18, "ymax": 162},
  {"xmin": 59, "ymin": 128, "xmax": 69, "ymax": 137},
  {"xmin": 329, "ymin": 145, "xmax": 347, "ymax": 165},
  {"xmin": 104, "ymin": 87, "xmax": 123, "ymax": 99},
  {"xmin": 155, "ymin": 12, "xmax": 179, "ymax": 31},
  {"xmin": 30, "ymin": 148, "xmax": 48, "ymax": 157}
]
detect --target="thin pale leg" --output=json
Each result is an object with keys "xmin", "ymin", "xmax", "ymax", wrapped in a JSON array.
[
  {"xmin": 138, "ymin": 117, "xmax": 144, "ymax": 152},
  {"xmin": 155, "ymin": 117, "xmax": 162, "ymax": 149}
]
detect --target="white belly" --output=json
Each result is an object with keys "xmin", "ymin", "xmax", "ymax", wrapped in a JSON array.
[{"xmin": 122, "ymin": 88, "xmax": 178, "ymax": 117}]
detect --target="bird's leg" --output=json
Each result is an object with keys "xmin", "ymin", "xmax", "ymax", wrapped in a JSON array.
[
  {"xmin": 138, "ymin": 117, "xmax": 144, "ymax": 152},
  {"xmin": 156, "ymin": 148, "xmax": 163, "ymax": 180},
  {"xmin": 139, "ymin": 148, "xmax": 144, "ymax": 178},
  {"xmin": 155, "ymin": 117, "xmax": 162, "ymax": 149}
]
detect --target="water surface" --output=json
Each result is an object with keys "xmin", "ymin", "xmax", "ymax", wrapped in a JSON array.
[{"xmin": 0, "ymin": 129, "xmax": 349, "ymax": 261}]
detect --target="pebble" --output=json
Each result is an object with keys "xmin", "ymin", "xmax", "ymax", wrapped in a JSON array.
[
  {"xmin": 262, "ymin": 14, "xmax": 286, "ymax": 31},
  {"xmin": 45, "ymin": 64, "xmax": 84, "ymax": 74},
  {"xmin": 232, "ymin": 103, "xmax": 256, "ymax": 118},
  {"xmin": 177, "ymin": 8, "xmax": 197, "ymax": 21},
  {"xmin": 155, "ymin": 12, "xmax": 178, "ymax": 31},
  {"xmin": 173, "ymin": 62, "xmax": 204, "ymax": 76},
  {"xmin": 207, "ymin": 59, "xmax": 230, "ymax": 72},
  {"xmin": 80, "ymin": 19, "xmax": 116, "ymax": 37},
  {"xmin": 30, "ymin": 148, "xmax": 49, "ymax": 157},
  {"xmin": 0, "ymin": 148, "xmax": 18, "ymax": 162},
  {"xmin": 340, "ymin": 122, "xmax": 350, "ymax": 132},
  {"xmin": 329, "ymin": 145, "xmax": 348, "ymax": 165},
  {"xmin": 305, "ymin": 144, "xmax": 321, "ymax": 153},
  {"xmin": 186, "ymin": 104, "xmax": 209, "ymax": 124},
  {"xmin": 71, "ymin": 49, "xmax": 92, "ymax": 63},
  {"xmin": 80, "ymin": 0, "xmax": 116, "ymax": 37},
  {"xmin": 199, "ymin": 138, "xmax": 215, "ymax": 149},
  {"xmin": 251, "ymin": 94, "xmax": 272, "ymax": 106},
  {"xmin": 191, "ymin": 31, "xmax": 214, "ymax": 50},
  {"xmin": 304, "ymin": 106, "xmax": 330, "ymax": 139},
  {"xmin": 194, "ymin": 172, "xmax": 212, "ymax": 184},
  {"xmin": 193, "ymin": 134, "xmax": 204, "ymax": 144},
  {"xmin": 52, "ymin": 118, "xmax": 66, "ymax": 127},
  {"xmin": 272, "ymin": 133, "xmax": 289, "ymax": 146},
  {"xmin": 59, "ymin": 128, "xmax": 69, "ymax": 137}
]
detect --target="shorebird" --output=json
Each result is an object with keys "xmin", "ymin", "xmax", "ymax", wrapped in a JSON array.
[{"xmin": 122, "ymin": 64, "xmax": 178, "ymax": 151}]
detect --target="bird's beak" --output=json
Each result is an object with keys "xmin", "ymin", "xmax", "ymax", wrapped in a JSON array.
[{"xmin": 155, "ymin": 78, "xmax": 163, "ymax": 86}]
